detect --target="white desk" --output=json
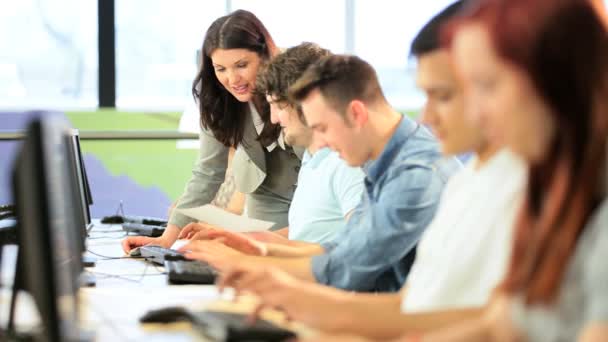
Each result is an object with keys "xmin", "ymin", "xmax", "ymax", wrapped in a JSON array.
[{"xmin": 2, "ymin": 222, "xmax": 310, "ymax": 341}]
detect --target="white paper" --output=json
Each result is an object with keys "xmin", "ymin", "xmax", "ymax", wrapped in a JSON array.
[{"xmin": 176, "ymin": 205, "xmax": 274, "ymax": 232}]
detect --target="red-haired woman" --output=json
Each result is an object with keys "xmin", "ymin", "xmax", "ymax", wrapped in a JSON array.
[{"xmin": 425, "ymin": 0, "xmax": 608, "ymax": 340}]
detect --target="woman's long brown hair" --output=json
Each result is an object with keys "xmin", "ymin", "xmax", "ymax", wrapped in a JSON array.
[{"xmin": 445, "ymin": 0, "xmax": 608, "ymax": 304}]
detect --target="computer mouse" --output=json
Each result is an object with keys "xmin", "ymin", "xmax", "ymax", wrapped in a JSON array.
[
  {"xmin": 128, "ymin": 247, "xmax": 142, "ymax": 257},
  {"xmin": 139, "ymin": 306, "xmax": 194, "ymax": 324}
]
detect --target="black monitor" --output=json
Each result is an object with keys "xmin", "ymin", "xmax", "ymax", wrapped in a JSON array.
[
  {"xmin": 67, "ymin": 130, "xmax": 93, "ymax": 231},
  {"xmin": 8, "ymin": 117, "xmax": 88, "ymax": 342},
  {"xmin": 66, "ymin": 130, "xmax": 97, "ymax": 270},
  {"xmin": 73, "ymin": 131, "xmax": 93, "ymax": 207}
]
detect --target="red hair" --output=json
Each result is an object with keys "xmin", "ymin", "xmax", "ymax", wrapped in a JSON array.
[{"xmin": 444, "ymin": 0, "xmax": 608, "ymax": 304}]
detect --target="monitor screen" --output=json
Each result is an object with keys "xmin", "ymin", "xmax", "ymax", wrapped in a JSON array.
[
  {"xmin": 11, "ymin": 116, "xmax": 83, "ymax": 342},
  {"xmin": 68, "ymin": 130, "xmax": 92, "ymax": 227},
  {"xmin": 65, "ymin": 131, "xmax": 89, "ymax": 255},
  {"xmin": 74, "ymin": 132, "xmax": 93, "ymax": 206}
]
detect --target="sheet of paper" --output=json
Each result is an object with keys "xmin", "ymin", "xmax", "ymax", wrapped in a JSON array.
[{"xmin": 175, "ymin": 205, "xmax": 274, "ymax": 232}]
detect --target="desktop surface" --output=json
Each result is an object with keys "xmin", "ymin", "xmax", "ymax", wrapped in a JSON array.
[{"xmin": 76, "ymin": 221, "xmax": 310, "ymax": 341}]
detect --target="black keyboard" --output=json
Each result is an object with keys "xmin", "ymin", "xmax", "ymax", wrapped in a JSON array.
[
  {"xmin": 139, "ymin": 245, "xmax": 183, "ymax": 265},
  {"xmin": 123, "ymin": 215, "xmax": 167, "ymax": 226},
  {"xmin": 139, "ymin": 308, "xmax": 296, "ymax": 341},
  {"xmin": 164, "ymin": 255, "xmax": 217, "ymax": 285},
  {"xmin": 193, "ymin": 311, "xmax": 296, "ymax": 342},
  {"xmin": 122, "ymin": 222, "xmax": 165, "ymax": 237},
  {"xmin": 101, "ymin": 215, "xmax": 167, "ymax": 226}
]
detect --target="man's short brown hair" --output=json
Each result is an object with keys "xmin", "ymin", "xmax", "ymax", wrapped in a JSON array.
[
  {"xmin": 288, "ymin": 55, "xmax": 387, "ymax": 115},
  {"xmin": 256, "ymin": 42, "xmax": 331, "ymax": 109}
]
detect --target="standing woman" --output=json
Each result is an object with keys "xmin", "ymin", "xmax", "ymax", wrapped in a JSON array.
[
  {"xmin": 422, "ymin": 0, "xmax": 608, "ymax": 341},
  {"xmin": 122, "ymin": 10, "xmax": 303, "ymax": 252}
]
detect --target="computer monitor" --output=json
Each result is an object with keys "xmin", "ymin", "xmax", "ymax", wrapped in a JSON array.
[
  {"xmin": 73, "ymin": 131, "xmax": 93, "ymax": 207},
  {"xmin": 65, "ymin": 130, "xmax": 97, "ymax": 270},
  {"xmin": 67, "ymin": 130, "xmax": 92, "ymax": 231},
  {"xmin": 8, "ymin": 116, "xmax": 87, "ymax": 342}
]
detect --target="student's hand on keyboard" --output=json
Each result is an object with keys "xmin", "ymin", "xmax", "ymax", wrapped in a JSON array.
[
  {"xmin": 121, "ymin": 235, "xmax": 172, "ymax": 254},
  {"xmin": 178, "ymin": 222, "xmax": 224, "ymax": 240},
  {"xmin": 217, "ymin": 265, "xmax": 348, "ymax": 332},
  {"xmin": 182, "ymin": 228, "xmax": 268, "ymax": 256},
  {"xmin": 181, "ymin": 239, "xmax": 243, "ymax": 255},
  {"xmin": 178, "ymin": 240, "xmax": 250, "ymax": 271},
  {"xmin": 217, "ymin": 265, "xmax": 296, "ymax": 296},
  {"xmin": 180, "ymin": 222, "xmax": 290, "ymax": 247}
]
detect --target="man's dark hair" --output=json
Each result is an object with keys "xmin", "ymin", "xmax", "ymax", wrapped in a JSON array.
[
  {"xmin": 256, "ymin": 42, "xmax": 331, "ymax": 119},
  {"xmin": 410, "ymin": 1, "xmax": 465, "ymax": 57},
  {"xmin": 289, "ymin": 55, "xmax": 386, "ymax": 115}
]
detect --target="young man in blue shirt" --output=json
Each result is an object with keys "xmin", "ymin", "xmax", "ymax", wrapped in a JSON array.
[{"xmin": 181, "ymin": 53, "xmax": 460, "ymax": 292}]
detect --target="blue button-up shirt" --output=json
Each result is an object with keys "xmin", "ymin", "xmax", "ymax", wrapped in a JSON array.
[{"xmin": 311, "ymin": 116, "xmax": 461, "ymax": 292}]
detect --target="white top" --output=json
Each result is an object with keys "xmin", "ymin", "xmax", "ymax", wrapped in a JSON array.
[
  {"xmin": 288, "ymin": 148, "xmax": 365, "ymax": 243},
  {"xmin": 402, "ymin": 149, "xmax": 527, "ymax": 313}
]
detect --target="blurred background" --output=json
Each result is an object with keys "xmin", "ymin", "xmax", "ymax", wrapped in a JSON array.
[{"xmin": 5, "ymin": 0, "xmax": 596, "ymax": 218}]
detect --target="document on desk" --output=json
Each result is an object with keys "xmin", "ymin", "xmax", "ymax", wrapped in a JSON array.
[{"xmin": 175, "ymin": 205, "xmax": 274, "ymax": 232}]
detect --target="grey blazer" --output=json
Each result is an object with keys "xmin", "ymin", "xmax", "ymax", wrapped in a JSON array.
[{"xmin": 169, "ymin": 109, "xmax": 304, "ymax": 229}]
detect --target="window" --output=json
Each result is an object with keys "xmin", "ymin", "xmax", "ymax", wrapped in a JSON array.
[
  {"xmin": 231, "ymin": 0, "xmax": 346, "ymax": 53},
  {"xmin": 0, "ymin": 0, "xmax": 97, "ymax": 110},
  {"xmin": 115, "ymin": 0, "xmax": 225, "ymax": 110},
  {"xmin": 354, "ymin": 0, "xmax": 457, "ymax": 111},
  {"xmin": 3, "ymin": 1, "xmax": 607, "ymax": 112}
]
